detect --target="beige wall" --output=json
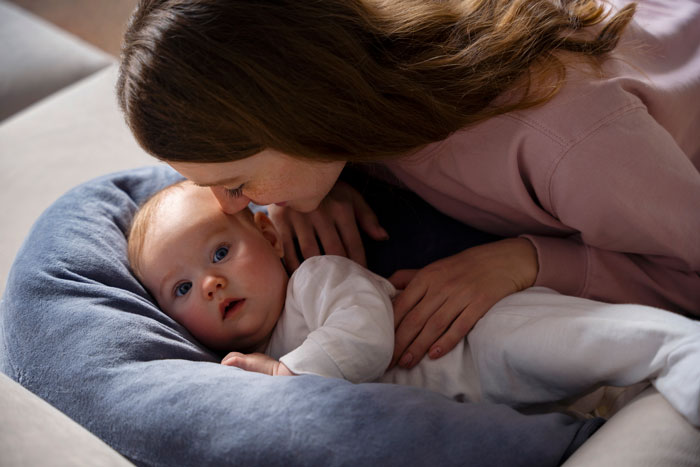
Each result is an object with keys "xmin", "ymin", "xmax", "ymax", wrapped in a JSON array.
[{"xmin": 8, "ymin": 0, "xmax": 138, "ymax": 56}]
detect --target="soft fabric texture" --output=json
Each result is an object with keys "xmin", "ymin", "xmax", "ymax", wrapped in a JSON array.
[
  {"xmin": 0, "ymin": 166, "xmax": 604, "ymax": 467},
  {"xmin": 268, "ymin": 256, "xmax": 397, "ymax": 383},
  {"xmin": 271, "ymin": 256, "xmax": 700, "ymax": 426},
  {"xmin": 384, "ymin": 0, "xmax": 700, "ymax": 314}
]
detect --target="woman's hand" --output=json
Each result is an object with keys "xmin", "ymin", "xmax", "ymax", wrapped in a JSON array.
[
  {"xmin": 221, "ymin": 352, "xmax": 295, "ymax": 376},
  {"xmin": 389, "ymin": 238, "xmax": 538, "ymax": 369},
  {"xmin": 268, "ymin": 180, "xmax": 388, "ymax": 272}
]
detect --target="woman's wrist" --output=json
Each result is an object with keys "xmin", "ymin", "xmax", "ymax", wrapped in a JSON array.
[{"xmin": 507, "ymin": 237, "xmax": 538, "ymax": 290}]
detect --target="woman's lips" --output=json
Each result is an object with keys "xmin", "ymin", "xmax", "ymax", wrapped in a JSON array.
[{"xmin": 220, "ymin": 298, "xmax": 245, "ymax": 319}]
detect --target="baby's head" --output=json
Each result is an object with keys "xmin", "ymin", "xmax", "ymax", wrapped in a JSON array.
[{"xmin": 128, "ymin": 181, "xmax": 288, "ymax": 352}]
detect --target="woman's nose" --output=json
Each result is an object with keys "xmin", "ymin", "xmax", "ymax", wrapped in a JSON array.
[
  {"xmin": 210, "ymin": 187, "xmax": 251, "ymax": 215},
  {"xmin": 201, "ymin": 274, "xmax": 228, "ymax": 299}
]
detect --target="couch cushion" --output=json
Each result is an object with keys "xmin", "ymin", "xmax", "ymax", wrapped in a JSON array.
[
  {"xmin": 0, "ymin": 64, "xmax": 153, "ymax": 295},
  {"xmin": 562, "ymin": 387, "xmax": 700, "ymax": 466},
  {"xmin": 0, "ymin": 372, "xmax": 134, "ymax": 467},
  {"xmin": 0, "ymin": 0, "xmax": 114, "ymax": 121}
]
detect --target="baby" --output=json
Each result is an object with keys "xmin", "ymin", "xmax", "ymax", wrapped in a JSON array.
[{"xmin": 128, "ymin": 181, "xmax": 700, "ymax": 426}]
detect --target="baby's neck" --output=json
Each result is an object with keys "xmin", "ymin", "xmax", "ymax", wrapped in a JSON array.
[{"xmin": 249, "ymin": 333, "xmax": 273, "ymax": 355}]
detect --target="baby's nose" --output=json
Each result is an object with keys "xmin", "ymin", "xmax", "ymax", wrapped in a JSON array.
[{"xmin": 202, "ymin": 275, "xmax": 227, "ymax": 298}]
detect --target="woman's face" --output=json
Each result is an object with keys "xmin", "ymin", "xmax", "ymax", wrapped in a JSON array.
[{"xmin": 169, "ymin": 149, "xmax": 345, "ymax": 214}]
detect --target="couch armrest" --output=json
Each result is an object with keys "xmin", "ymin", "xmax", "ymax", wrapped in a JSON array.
[
  {"xmin": 0, "ymin": 372, "xmax": 134, "ymax": 466},
  {"xmin": 562, "ymin": 387, "xmax": 700, "ymax": 466},
  {"xmin": 0, "ymin": 65, "xmax": 153, "ymax": 295},
  {"xmin": 0, "ymin": 0, "xmax": 113, "ymax": 121}
]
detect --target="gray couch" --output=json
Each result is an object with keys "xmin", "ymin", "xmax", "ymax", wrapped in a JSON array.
[{"xmin": 1, "ymin": 2, "xmax": 699, "ymax": 465}]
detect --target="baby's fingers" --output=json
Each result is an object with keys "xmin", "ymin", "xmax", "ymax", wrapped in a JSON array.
[{"xmin": 221, "ymin": 352, "xmax": 245, "ymax": 366}]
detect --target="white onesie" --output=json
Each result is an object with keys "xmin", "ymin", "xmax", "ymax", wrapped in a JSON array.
[{"xmin": 265, "ymin": 256, "xmax": 700, "ymax": 426}]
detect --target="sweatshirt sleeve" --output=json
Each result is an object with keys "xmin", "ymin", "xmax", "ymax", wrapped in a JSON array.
[
  {"xmin": 280, "ymin": 256, "xmax": 396, "ymax": 383},
  {"xmin": 523, "ymin": 107, "xmax": 700, "ymax": 315}
]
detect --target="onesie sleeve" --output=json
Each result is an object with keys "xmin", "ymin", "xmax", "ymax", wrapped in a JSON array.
[
  {"xmin": 280, "ymin": 256, "xmax": 396, "ymax": 383},
  {"xmin": 523, "ymin": 107, "xmax": 700, "ymax": 315}
]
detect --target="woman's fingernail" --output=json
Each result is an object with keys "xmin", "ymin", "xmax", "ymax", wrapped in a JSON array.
[
  {"xmin": 378, "ymin": 227, "xmax": 389, "ymax": 240},
  {"xmin": 429, "ymin": 347, "xmax": 442, "ymax": 359},
  {"xmin": 399, "ymin": 353, "xmax": 413, "ymax": 367}
]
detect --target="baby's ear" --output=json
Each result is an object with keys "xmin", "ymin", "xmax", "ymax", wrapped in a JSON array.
[{"xmin": 253, "ymin": 211, "xmax": 284, "ymax": 258}]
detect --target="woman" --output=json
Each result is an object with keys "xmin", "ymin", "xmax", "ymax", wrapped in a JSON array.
[{"xmin": 117, "ymin": 0, "xmax": 700, "ymax": 369}]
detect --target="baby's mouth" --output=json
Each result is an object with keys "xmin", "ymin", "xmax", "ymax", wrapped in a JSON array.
[{"xmin": 220, "ymin": 298, "xmax": 245, "ymax": 320}]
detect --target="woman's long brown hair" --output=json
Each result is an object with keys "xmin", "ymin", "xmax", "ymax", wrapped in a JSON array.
[{"xmin": 117, "ymin": 0, "xmax": 636, "ymax": 163}]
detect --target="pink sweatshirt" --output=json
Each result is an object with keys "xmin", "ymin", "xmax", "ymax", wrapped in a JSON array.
[{"xmin": 384, "ymin": 0, "xmax": 700, "ymax": 315}]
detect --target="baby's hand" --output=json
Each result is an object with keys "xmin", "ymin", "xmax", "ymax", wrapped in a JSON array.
[{"xmin": 221, "ymin": 352, "xmax": 295, "ymax": 376}]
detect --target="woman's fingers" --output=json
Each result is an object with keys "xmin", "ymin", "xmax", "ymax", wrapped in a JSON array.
[
  {"xmin": 390, "ymin": 269, "xmax": 424, "ymax": 327},
  {"xmin": 390, "ymin": 274, "xmax": 448, "ymax": 368},
  {"xmin": 352, "ymin": 188, "xmax": 389, "ymax": 241},
  {"xmin": 428, "ymin": 289, "xmax": 505, "ymax": 358},
  {"xmin": 268, "ymin": 180, "xmax": 381, "ymax": 269},
  {"xmin": 312, "ymin": 215, "xmax": 347, "ymax": 258},
  {"xmin": 282, "ymin": 236, "xmax": 301, "ymax": 272},
  {"xmin": 336, "ymin": 214, "xmax": 366, "ymax": 267},
  {"xmin": 390, "ymin": 298, "xmax": 429, "ymax": 368},
  {"xmin": 291, "ymin": 214, "xmax": 321, "ymax": 260},
  {"xmin": 388, "ymin": 269, "xmax": 418, "ymax": 291},
  {"xmin": 428, "ymin": 304, "xmax": 482, "ymax": 359},
  {"xmin": 323, "ymin": 182, "xmax": 369, "ymax": 266},
  {"xmin": 393, "ymin": 295, "xmax": 464, "ymax": 369}
]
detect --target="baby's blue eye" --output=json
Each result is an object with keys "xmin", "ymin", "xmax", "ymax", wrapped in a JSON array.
[
  {"xmin": 213, "ymin": 246, "xmax": 229, "ymax": 263},
  {"xmin": 175, "ymin": 282, "xmax": 192, "ymax": 297}
]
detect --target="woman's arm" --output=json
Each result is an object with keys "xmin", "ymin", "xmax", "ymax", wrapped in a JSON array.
[
  {"xmin": 530, "ymin": 107, "xmax": 700, "ymax": 314},
  {"xmin": 391, "ymin": 106, "xmax": 700, "ymax": 368}
]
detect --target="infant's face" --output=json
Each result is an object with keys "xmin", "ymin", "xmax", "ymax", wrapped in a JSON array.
[{"xmin": 138, "ymin": 183, "xmax": 288, "ymax": 352}]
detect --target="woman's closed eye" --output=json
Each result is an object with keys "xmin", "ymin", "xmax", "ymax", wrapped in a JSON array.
[
  {"xmin": 224, "ymin": 184, "xmax": 244, "ymax": 198},
  {"xmin": 213, "ymin": 246, "xmax": 229, "ymax": 263},
  {"xmin": 175, "ymin": 281, "xmax": 192, "ymax": 297}
]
